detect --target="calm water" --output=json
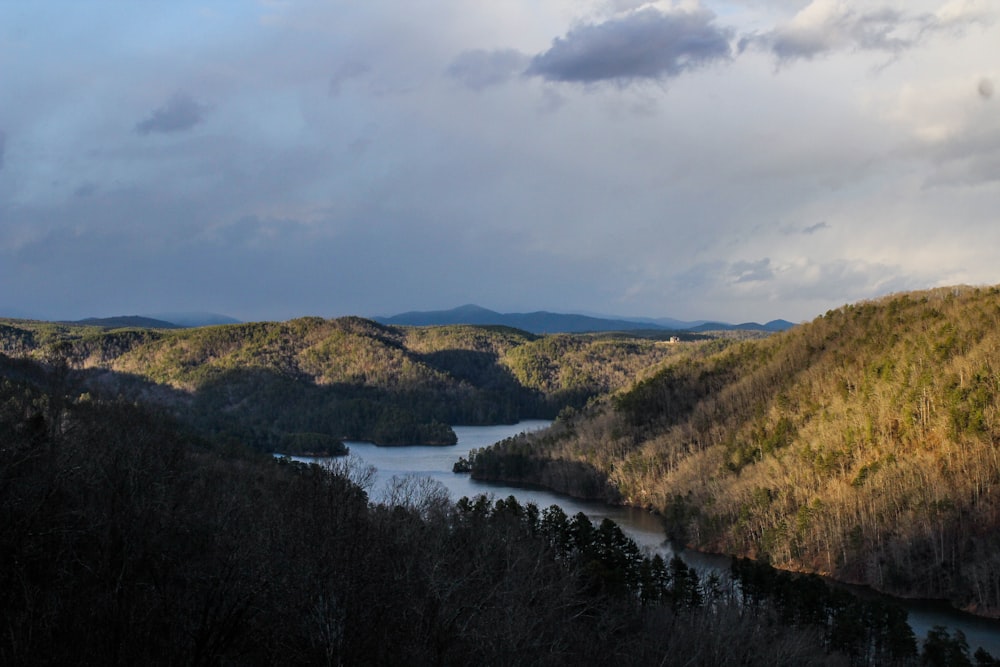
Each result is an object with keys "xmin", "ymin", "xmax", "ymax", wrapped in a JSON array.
[
  {"xmin": 289, "ymin": 421, "xmax": 1000, "ymax": 656},
  {"xmin": 339, "ymin": 422, "xmax": 672, "ymax": 552}
]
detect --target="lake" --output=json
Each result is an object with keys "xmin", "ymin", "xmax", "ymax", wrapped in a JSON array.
[
  {"xmin": 340, "ymin": 421, "xmax": 673, "ymax": 551},
  {"xmin": 290, "ymin": 420, "xmax": 1000, "ymax": 656}
]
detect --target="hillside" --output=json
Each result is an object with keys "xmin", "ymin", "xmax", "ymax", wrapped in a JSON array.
[
  {"xmin": 469, "ymin": 286, "xmax": 1000, "ymax": 616},
  {"xmin": 0, "ymin": 316, "xmax": 678, "ymax": 450}
]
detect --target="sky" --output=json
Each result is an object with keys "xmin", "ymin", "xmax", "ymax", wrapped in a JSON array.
[{"xmin": 1, "ymin": 0, "xmax": 997, "ymax": 324}]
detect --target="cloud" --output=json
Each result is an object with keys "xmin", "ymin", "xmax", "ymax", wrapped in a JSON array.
[
  {"xmin": 744, "ymin": 0, "xmax": 998, "ymax": 63},
  {"xmin": 135, "ymin": 93, "xmax": 209, "ymax": 135},
  {"xmin": 526, "ymin": 7, "xmax": 732, "ymax": 84},
  {"xmin": 0, "ymin": 130, "xmax": 5, "ymax": 171},
  {"xmin": 883, "ymin": 73, "xmax": 1000, "ymax": 188},
  {"xmin": 933, "ymin": 0, "xmax": 996, "ymax": 30},
  {"xmin": 731, "ymin": 258, "xmax": 774, "ymax": 283},
  {"xmin": 74, "ymin": 183, "xmax": 98, "ymax": 198},
  {"xmin": 329, "ymin": 61, "xmax": 370, "ymax": 96},
  {"xmin": 447, "ymin": 49, "xmax": 530, "ymax": 90},
  {"xmin": 979, "ymin": 77, "xmax": 995, "ymax": 100},
  {"xmin": 207, "ymin": 215, "xmax": 314, "ymax": 249},
  {"xmin": 779, "ymin": 222, "xmax": 832, "ymax": 236},
  {"xmin": 743, "ymin": 0, "xmax": 925, "ymax": 61},
  {"xmin": 922, "ymin": 127, "xmax": 1000, "ymax": 188},
  {"xmin": 5, "ymin": 0, "xmax": 1000, "ymax": 325}
]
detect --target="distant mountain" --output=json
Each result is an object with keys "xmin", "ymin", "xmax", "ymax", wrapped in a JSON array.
[
  {"xmin": 378, "ymin": 304, "xmax": 506, "ymax": 327},
  {"xmin": 68, "ymin": 316, "xmax": 180, "ymax": 329},
  {"xmin": 0, "ymin": 307, "xmax": 39, "ymax": 320},
  {"xmin": 377, "ymin": 305, "xmax": 667, "ymax": 334},
  {"xmin": 763, "ymin": 319, "xmax": 797, "ymax": 331},
  {"xmin": 689, "ymin": 319, "xmax": 796, "ymax": 333},
  {"xmin": 146, "ymin": 312, "xmax": 242, "ymax": 328},
  {"xmin": 647, "ymin": 317, "xmax": 712, "ymax": 329},
  {"xmin": 376, "ymin": 305, "xmax": 794, "ymax": 334}
]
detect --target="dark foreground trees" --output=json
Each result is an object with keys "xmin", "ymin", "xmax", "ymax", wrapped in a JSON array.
[{"xmin": 0, "ymin": 357, "xmax": 992, "ymax": 666}]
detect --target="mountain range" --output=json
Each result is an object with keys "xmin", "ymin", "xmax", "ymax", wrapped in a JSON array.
[
  {"xmin": 376, "ymin": 304, "xmax": 795, "ymax": 334},
  {"xmin": 59, "ymin": 312, "xmax": 242, "ymax": 329},
  {"xmin": 8, "ymin": 305, "xmax": 790, "ymax": 334}
]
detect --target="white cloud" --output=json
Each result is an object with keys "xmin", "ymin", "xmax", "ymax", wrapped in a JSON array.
[
  {"xmin": 933, "ymin": 0, "xmax": 995, "ymax": 28},
  {"xmin": 742, "ymin": 0, "xmax": 995, "ymax": 62},
  {"xmin": 447, "ymin": 49, "xmax": 530, "ymax": 90}
]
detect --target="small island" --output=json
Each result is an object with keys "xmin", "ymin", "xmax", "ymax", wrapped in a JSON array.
[{"xmin": 276, "ymin": 432, "xmax": 349, "ymax": 457}]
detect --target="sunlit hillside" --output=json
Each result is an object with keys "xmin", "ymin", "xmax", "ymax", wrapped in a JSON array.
[
  {"xmin": 472, "ymin": 286, "xmax": 1000, "ymax": 615},
  {"xmin": 0, "ymin": 317, "xmax": 678, "ymax": 450}
]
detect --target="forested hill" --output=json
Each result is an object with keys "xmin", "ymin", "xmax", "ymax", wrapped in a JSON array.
[
  {"xmin": 470, "ymin": 286, "xmax": 1000, "ymax": 616},
  {"xmin": 0, "ymin": 316, "xmax": 677, "ymax": 450}
]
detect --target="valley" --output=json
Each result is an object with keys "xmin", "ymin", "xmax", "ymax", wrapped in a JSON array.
[{"xmin": 5, "ymin": 287, "xmax": 1000, "ymax": 664}]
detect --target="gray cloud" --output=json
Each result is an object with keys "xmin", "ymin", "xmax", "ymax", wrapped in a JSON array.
[
  {"xmin": 329, "ymin": 61, "xmax": 370, "ymax": 96},
  {"xmin": 74, "ymin": 182, "xmax": 98, "ymax": 198},
  {"xmin": 0, "ymin": 187, "xmax": 612, "ymax": 322},
  {"xmin": 802, "ymin": 221, "xmax": 830, "ymax": 235},
  {"xmin": 671, "ymin": 261, "xmax": 726, "ymax": 291},
  {"xmin": 208, "ymin": 215, "xmax": 314, "ymax": 250},
  {"xmin": 0, "ymin": 130, "xmax": 5, "ymax": 171},
  {"xmin": 731, "ymin": 258, "xmax": 774, "ymax": 283},
  {"xmin": 912, "ymin": 98, "xmax": 1000, "ymax": 188},
  {"xmin": 526, "ymin": 7, "xmax": 732, "ymax": 84},
  {"xmin": 447, "ymin": 49, "xmax": 530, "ymax": 90},
  {"xmin": 980, "ymin": 78, "xmax": 995, "ymax": 100},
  {"xmin": 923, "ymin": 136, "xmax": 1000, "ymax": 188},
  {"xmin": 779, "ymin": 221, "xmax": 831, "ymax": 236},
  {"xmin": 787, "ymin": 259, "xmax": 914, "ymax": 304},
  {"xmin": 135, "ymin": 93, "xmax": 208, "ymax": 135}
]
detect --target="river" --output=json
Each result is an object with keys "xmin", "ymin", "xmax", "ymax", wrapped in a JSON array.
[{"xmin": 291, "ymin": 420, "xmax": 1000, "ymax": 656}]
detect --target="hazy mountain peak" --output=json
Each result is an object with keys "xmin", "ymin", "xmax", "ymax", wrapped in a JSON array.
[
  {"xmin": 69, "ymin": 316, "xmax": 180, "ymax": 329},
  {"xmin": 145, "ymin": 312, "xmax": 242, "ymax": 328}
]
